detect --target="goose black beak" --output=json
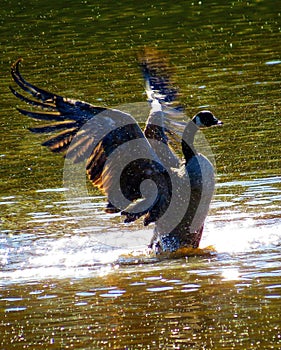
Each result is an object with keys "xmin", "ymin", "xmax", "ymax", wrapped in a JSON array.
[{"xmin": 216, "ymin": 119, "xmax": 223, "ymax": 126}]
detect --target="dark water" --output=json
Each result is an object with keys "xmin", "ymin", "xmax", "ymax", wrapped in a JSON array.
[{"xmin": 1, "ymin": 0, "xmax": 281, "ymax": 349}]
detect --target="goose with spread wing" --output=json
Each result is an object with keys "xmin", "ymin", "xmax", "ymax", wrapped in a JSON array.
[{"xmin": 10, "ymin": 49, "xmax": 222, "ymax": 253}]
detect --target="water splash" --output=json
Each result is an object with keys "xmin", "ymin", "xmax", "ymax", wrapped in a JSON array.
[
  {"xmin": 1, "ymin": 216, "xmax": 280, "ymax": 286},
  {"xmin": 1, "ymin": 176, "xmax": 281, "ymax": 285}
]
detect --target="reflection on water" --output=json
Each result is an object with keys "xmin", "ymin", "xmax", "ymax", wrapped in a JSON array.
[
  {"xmin": 1, "ymin": 177, "xmax": 281, "ymax": 348},
  {"xmin": 1, "ymin": 192, "xmax": 281, "ymax": 346},
  {"xmin": 0, "ymin": 246, "xmax": 280, "ymax": 349},
  {"xmin": 1, "ymin": 0, "xmax": 281, "ymax": 348},
  {"xmin": 1, "ymin": 176, "xmax": 281, "ymax": 285}
]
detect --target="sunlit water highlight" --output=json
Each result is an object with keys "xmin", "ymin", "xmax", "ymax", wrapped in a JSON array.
[{"xmin": 1, "ymin": 176, "xmax": 280, "ymax": 286}]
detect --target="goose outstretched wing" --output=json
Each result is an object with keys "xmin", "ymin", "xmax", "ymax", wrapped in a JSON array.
[
  {"xmin": 10, "ymin": 59, "xmax": 171, "ymax": 225},
  {"xmin": 138, "ymin": 48, "xmax": 186, "ymax": 166},
  {"xmin": 138, "ymin": 47, "xmax": 181, "ymax": 107}
]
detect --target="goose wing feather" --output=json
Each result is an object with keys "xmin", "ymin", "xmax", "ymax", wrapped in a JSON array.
[{"xmin": 10, "ymin": 59, "xmax": 171, "ymax": 225}]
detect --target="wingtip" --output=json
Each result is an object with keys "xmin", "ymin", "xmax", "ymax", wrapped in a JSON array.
[
  {"xmin": 9, "ymin": 85, "xmax": 16, "ymax": 94},
  {"xmin": 16, "ymin": 107, "xmax": 28, "ymax": 115},
  {"xmin": 11, "ymin": 57, "xmax": 23, "ymax": 72}
]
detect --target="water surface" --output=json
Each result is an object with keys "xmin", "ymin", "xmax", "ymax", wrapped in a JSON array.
[{"xmin": 0, "ymin": 0, "xmax": 281, "ymax": 348}]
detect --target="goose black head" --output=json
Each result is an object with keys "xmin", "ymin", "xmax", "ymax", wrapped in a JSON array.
[{"xmin": 192, "ymin": 110, "xmax": 223, "ymax": 128}]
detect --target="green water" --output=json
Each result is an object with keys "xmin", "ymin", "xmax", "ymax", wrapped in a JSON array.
[{"xmin": 0, "ymin": 0, "xmax": 281, "ymax": 349}]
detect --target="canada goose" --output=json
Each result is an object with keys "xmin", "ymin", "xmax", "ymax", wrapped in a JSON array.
[{"xmin": 10, "ymin": 49, "xmax": 222, "ymax": 253}]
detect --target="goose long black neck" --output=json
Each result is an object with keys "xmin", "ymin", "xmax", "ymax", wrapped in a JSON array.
[{"xmin": 181, "ymin": 120, "xmax": 199, "ymax": 163}]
